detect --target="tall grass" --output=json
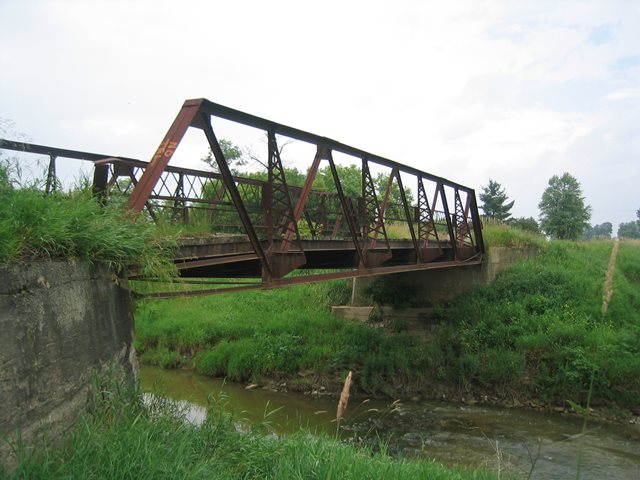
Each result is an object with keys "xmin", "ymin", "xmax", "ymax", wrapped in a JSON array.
[
  {"xmin": 481, "ymin": 218, "xmax": 547, "ymax": 249},
  {"xmin": 3, "ymin": 378, "xmax": 497, "ymax": 480},
  {"xmin": 0, "ymin": 161, "xmax": 175, "ymax": 277},
  {"xmin": 433, "ymin": 240, "xmax": 640, "ymax": 409},
  {"xmin": 135, "ymin": 279, "xmax": 430, "ymax": 395}
]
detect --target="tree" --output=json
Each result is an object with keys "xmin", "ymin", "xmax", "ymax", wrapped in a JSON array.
[
  {"xmin": 201, "ymin": 139, "xmax": 247, "ymax": 175},
  {"xmin": 538, "ymin": 172, "xmax": 591, "ymax": 240},
  {"xmin": 507, "ymin": 216, "xmax": 540, "ymax": 234},
  {"xmin": 618, "ymin": 221, "xmax": 640, "ymax": 239},
  {"xmin": 479, "ymin": 179, "xmax": 514, "ymax": 221},
  {"xmin": 583, "ymin": 222, "xmax": 613, "ymax": 239}
]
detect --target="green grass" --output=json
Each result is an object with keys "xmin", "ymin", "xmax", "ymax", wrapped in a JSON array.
[
  {"xmin": 3, "ymin": 379, "xmax": 496, "ymax": 480},
  {"xmin": 136, "ymin": 279, "xmax": 431, "ymax": 394},
  {"xmin": 136, "ymin": 238, "xmax": 640, "ymax": 412},
  {"xmin": 0, "ymin": 165, "xmax": 175, "ymax": 276},
  {"xmin": 482, "ymin": 219, "xmax": 547, "ymax": 249},
  {"xmin": 432, "ymin": 240, "xmax": 640, "ymax": 408}
]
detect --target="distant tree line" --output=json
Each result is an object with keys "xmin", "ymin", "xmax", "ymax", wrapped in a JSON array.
[
  {"xmin": 206, "ymin": 140, "xmax": 637, "ymax": 241},
  {"xmin": 479, "ymin": 174, "xmax": 639, "ymax": 240},
  {"xmin": 479, "ymin": 172, "xmax": 591, "ymax": 239},
  {"xmin": 617, "ymin": 208, "xmax": 640, "ymax": 239}
]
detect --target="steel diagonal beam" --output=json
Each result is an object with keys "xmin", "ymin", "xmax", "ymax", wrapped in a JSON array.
[
  {"xmin": 127, "ymin": 99, "xmax": 203, "ymax": 212},
  {"xmin": 438, "ymin": 183, "xmax": 457, "ymax": 260},
  {"xmin": 199, "ymin": 112, "xmax": 273, "ymax": 279},
  {"xmin": 283, "ymin": 145, "xmax": 324, "ymax": 250},
  {"xmin": 370, "ymin": 168, "xmax": 395, "ymax": 248},
  {"xmin": 326, "ymin": 150, "xmax": 367, "ymax": 267},
  {"xmin": 395, "ymin": 171, "xmax": 420, "ymax": 260},
  {"xmin": 378, "ymin": 168, "xmax": 396, "ymax": 221}
]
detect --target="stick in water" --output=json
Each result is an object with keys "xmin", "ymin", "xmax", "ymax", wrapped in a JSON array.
[{"xmin": 336, "ymin": 370, "xmax": 353, "ymax": 422}]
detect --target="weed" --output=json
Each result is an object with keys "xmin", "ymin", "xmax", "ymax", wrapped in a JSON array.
[
  {"xmin": 0, "ymin": 182, "xmax": 176, "ymax": 277},
  {"xmin": 3, "ymin": 380, "xmax": 498, "ymax": 479}
]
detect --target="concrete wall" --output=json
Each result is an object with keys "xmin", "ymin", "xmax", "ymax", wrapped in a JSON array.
[
  {"xmin": 351, "ymin": 246, "xmax": 540, "ymax": 307},
  {"xmin": 0, "ymin": 260, "xmax": 137, "ymax": 466}
]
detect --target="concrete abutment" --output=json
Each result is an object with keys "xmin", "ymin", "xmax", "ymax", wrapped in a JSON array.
[
  {"xmin": 0, "ymin": 260, "xmax": 137, "ymax": 469},
  {"xmin": 339, "ymin": 247, "xmax": 540, "ymax": 320}
]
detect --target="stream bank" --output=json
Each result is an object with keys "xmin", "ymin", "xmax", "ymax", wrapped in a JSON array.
[{"xmin": 141, "ymin": 364, "xmax": 640, "ymax": 480}]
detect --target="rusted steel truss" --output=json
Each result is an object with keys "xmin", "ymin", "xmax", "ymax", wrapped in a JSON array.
[{"xmin": 1, "ymin": 100, "xmax": 484, "ymax": 296}]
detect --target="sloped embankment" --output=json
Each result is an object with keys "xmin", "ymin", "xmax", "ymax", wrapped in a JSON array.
[{"xmin": 135, "ymin": 240, "xmax": 640, "ymax": 415}]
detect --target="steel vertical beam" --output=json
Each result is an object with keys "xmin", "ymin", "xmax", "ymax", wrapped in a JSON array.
[
  {"xmin": 267, "ymin": 130, "xmax": 301, "ymax": 253},
  {"xmin": 45, "ymin": 155, "xmax": 57, "ymax": 194},
  {"xmin": 395, "ymin": 171, "xmax": 420, "ymax": 260},
  {"xmin": 361, "ymin": 157, "xmax": 390, "ymax": 251},
  {"xmin": 454, "ymin": 188, "xmax": 473, "ymax": 249},
  {"xmin": 92, "ymin": 163, "xmax": 109, "ymax": 198},
  {"xmin": 417, "ymin": 176, "xmax": 441, "ymax": 250},
  {"xmin": 469, "ymin": 189, "xmax": 485, "ymax": 254}
]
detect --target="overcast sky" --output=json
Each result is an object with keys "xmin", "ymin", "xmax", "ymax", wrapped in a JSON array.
[{"xmin": 1, "ymin": 0, "xmax": 638, "ymax": 230}]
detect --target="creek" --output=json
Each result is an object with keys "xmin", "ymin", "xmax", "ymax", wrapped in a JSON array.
[{"xmin": 141, "ymin": 365, "xmax": 640, "ymax": 479}]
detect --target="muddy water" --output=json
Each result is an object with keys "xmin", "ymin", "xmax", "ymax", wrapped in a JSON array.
[{"xmin": 141, "ymin": 365, "xmax": 640, "ymax": 479}]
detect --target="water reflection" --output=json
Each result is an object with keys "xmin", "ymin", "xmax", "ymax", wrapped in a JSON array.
[{"xmin": 141, "ymin": 365, "xmax": 640, "ymax": 479}]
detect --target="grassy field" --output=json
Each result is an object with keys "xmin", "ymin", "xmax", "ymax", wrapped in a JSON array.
[
  {"xmin": 3, "ymin": 378, "xmax": 497, "ymax": 480},
  {"xmin": 136, "ymin": 224, "xmax": 640, "ymax": 412},
  {"xmin": 433, "ymin": 239, "xmax": 640, "ymax": 409}
]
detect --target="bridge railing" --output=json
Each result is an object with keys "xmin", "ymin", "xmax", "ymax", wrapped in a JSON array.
[
  {"xmin": 1, "ymin": 100, "xmax": 484, "ymax": 286},
  {"xmin": 122, "ymin": 99, "xmax": 484, "ymax": 281}
]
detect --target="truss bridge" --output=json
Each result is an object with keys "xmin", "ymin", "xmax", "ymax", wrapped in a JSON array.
[{"xmin": 1, "ymin": 98, "xmax": 485, "ymax": 297}]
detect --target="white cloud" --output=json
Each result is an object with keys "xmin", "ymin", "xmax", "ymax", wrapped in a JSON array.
[
  {"xmin": 0, "ymin": 0, "xmax": 638, "ymax": 230},
  {"xmin": 606, "ymin": 88, "xmax": 640, "ymax": 100}
]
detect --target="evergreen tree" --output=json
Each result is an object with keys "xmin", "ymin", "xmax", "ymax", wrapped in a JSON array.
[
  {"xmin": 479, "ymin": 179, "xmax": 515, "ymax": 220},
  {"xmin": 538, "ymin": 172, "xmax": 591, "ymax": 240}
]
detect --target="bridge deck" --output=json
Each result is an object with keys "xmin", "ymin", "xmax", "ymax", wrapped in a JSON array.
[{"xmin": 171, "ymin": 235, "xmax": 480, "ymax": 278}]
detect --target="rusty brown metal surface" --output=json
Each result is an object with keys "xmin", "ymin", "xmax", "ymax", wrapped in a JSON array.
[
  {"xmin": 138, "ymin": 256, "xmax": 483, "ymax": 299},
  {"xmin": 127, "ymin": 99, "xmax": 203, "ymax": 212},
  {"xmin": 1, "ymin": 98, "xmax": 485, "ymax": 297},
  {"xmin": 283, "ymin": 145, "xmax": 324, "ymax": 250}
]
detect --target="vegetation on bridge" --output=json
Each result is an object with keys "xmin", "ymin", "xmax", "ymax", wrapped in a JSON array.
[{"xmin": 0, "ymin": 159, "xmax": 175, "ymax": 276}]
